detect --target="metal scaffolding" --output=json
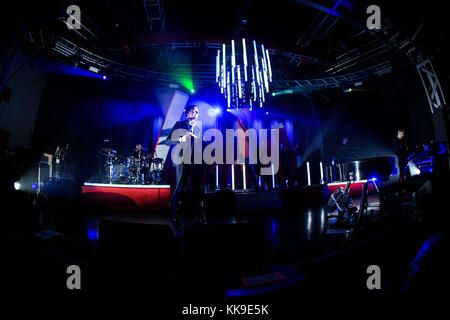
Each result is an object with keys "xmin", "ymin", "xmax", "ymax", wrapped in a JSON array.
[
  {"xmin": 143, "ymin": 0, "xmax": 167, "ymax": 32},
  {"xmin": 293, "ymin": 0, "xmax": 447, "ymax": 113},
  {"xmin": 52, "ymin": 36, "xmax": 391, "ymax": 91}
]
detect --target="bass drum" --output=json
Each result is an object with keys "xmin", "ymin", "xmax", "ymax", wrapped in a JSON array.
[{"xmin": 111, "ymin": 164, "xmax": 129, "ymax": 184}]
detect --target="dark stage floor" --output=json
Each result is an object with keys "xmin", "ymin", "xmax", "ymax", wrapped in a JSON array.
[{"xmin": 4, "ymin": 181, "xmax": 437, "ymax": 310}]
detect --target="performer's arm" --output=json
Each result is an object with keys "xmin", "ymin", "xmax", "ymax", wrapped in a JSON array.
[{"xmin": 166, "ymin": 122, "xmax": 189, "ymax": 145}]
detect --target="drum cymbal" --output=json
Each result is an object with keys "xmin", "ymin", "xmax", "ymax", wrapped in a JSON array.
[
  {"xmin": 151, "ymin": 158, "xmax": 164, "ymax": 164},
  {"xmin": 99, "ymin": 147, "xmax": 117, "ymax": 156}
]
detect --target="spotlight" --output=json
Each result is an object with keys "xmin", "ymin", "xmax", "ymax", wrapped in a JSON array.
[
  {"xmin": 207, "ymin": 107, "xmax": 222, "ymax": 117},
  {"xmin": 14, "ymin": 181, "xmax": 21, "ymax": 191},
  {"xmin": 31, "ymin": 182, "xmax": 37, "ymax": 190},
  {"xmin": 408, "ymin": 161, "xmax": 421, "ymax": 176},
  {"xmin": 265, "ymin": 111, "xmax": 269, "ymax": 115},
  {"xmin": 226, "ymin": 108, "xmax": 230, "ymax": 112},
  {"xmin": 102, "ymin": 75, "xmax": 107, "ymax": 80},
  {"xmin": 191, "ymin": 89, "xmax": 195, "ymax": 93}
]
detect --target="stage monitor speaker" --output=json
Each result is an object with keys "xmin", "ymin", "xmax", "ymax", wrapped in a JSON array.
[
  {"xmin": 98, "ymin": 219, "xmax": 177, "ymax": 275},
  {"xmin": 0, "ymin": 86, "xmax": 12, "ymax": 103},
  {"xmin": 0, "ymin": 128, "xmax": 9, "ymax": 151},
  {"xmin": 204, "ymin": 188, "xmax": 237, "ymax": 218},
  {"xmin": 184, "ymin": 222, "xmax": 265, "ymax": 274},
  {"xmin": 279, "ymin": 184, "xmax": 329, "ymax": 208}
]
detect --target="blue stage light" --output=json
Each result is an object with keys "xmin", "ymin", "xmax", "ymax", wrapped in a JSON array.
[
  {"xmin": 207, "ymin": 107, "xmax": 222, "ymax": 117},
  {"xmin": 31, "ymin": 183, "xmax": 37, "ymax": 190},
  {"xmin": 102, "ymin": 75, "xmax": 107, "ymax": 80},
  {"xmin": 87, "ymin": 229, "xmax": 99, "ymax": 240}
]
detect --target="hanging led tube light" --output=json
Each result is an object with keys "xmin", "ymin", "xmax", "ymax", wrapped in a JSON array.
[
  {"xmin": 217, "ymin": 38, "xmax": 272, "ymax": 109},
  {"xmin": 242, "ymin": 38, "xmax": 248, "ymax": 82},
  {"xmin": 266, "ymin": 49, "xmax": 272, "ymax": 82},
  {"xmin": 216, "ymin": 50, "xmax": 220, "ymax": 84}
]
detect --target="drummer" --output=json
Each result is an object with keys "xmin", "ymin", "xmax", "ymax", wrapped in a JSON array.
[{"xmin": 135, "ymin": 143, "xmax": 144, "ymax": 153}]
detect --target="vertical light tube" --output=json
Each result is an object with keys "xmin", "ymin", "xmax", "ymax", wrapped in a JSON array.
[
  {"xmin": 320, "ymin": 161, "xmax": 324, "ymax": 184},
  {"xmin": 216, "ymin": 50, "xmax": 220, "ymax": 83},
  {"xmin": 242, "ymin": 164, "xmax": 246, "ymax": 190},
  {"xmin": 222, "ymin": 44, "xmax": 226, "ymax": 90},
  {"xmin": 266, "ymin": 49, "xmax": 272, "ymax": 82},
  {"xmin": 237, "ymin": 65, "xmax": 242, "ymax": 98},
  {"xmin": 216, "ymin": 164, "xmax": 219, "ymax": 190},
  {"xmin": 355, "ymin": 162, "xmax": 361, "ymax": 181},
  {"xmin": 252, "ymin": 67, "xmax": 257, "ymax": 101},
  {"xmin": 307, "ymin": 161, "xmax": 311, "ymax": 186},
  {"xmin": 261, "ymin": 44, "xmax": 269, "ymax": 92},
  {"xmin": 271, "ymin": 164, "xmax": 275, "ymax": 189},
  {"xmin": 260, "ymin": 69, "xmax": 265, "ymax": 104},
  {"xmin": 242, "ymin": 38, "xmax": 248, "ymax": 82},
  {"xmin": 258, "ymin": 175, "xmax": 262, "ymax": 188},
  {"xmin": 253, "ymin": 40, "xmax": 261, "ymax": 88},
  {"xmin": 231, "ymin": 164, "xmax": 235, "ymax": 190},
  {"xmin": 231, "ymin": 40, "xmax": 236, "ymax": 84},
  {"xmin": 226, "ymin": 71, "xmax": 231, "ymax": 108}
]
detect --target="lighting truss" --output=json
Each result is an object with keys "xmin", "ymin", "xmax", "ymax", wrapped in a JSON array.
[
  {"xmin": 270, "ymin": 61, "xmax": 392, "ymax": 92},
  {"xmin": 143, "ymin": 0, "xmax": 166, "ymax": 32},
  {"xmin": 52, "ymin": 37, "xmax": 391, "ymax": 93},
  {"xmin": 294, "ymin": 0, "xmax": 447, "ymax": 113},
  {"xmin": 216, "ymin": 39, "xmax": 272, "ymax": 109}
]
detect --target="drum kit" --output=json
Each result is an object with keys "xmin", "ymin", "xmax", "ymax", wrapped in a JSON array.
[{"xmin": 98, "ymin": 146, "xmax": 164, "ymax": 185}]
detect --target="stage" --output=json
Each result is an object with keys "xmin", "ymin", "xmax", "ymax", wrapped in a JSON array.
[{"xmin": 81, "ymin": 183, "xmax": 171, "ymax": 211}]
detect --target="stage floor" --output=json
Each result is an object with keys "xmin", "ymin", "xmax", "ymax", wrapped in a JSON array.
[{"xmin": 83, "ymin": 190, "xmax": 382, "ymax": 265}]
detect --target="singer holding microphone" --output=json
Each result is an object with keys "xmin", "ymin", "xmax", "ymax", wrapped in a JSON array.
[{"xmin": 167, "ymin": 105, "xmax": 205, "ymax": 230}]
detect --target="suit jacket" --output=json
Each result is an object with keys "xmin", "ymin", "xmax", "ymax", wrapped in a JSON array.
[
  {"xmin": 393, "ymin": 137, "xmax": 409, "ymax": 163},
  {"xmin": 167, "ymin": 119, "xmax": 202, "ymax": 164}
]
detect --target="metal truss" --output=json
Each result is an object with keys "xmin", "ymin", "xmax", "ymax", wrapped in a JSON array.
[
  {"xmin": 416, "ymin": 59, "xmax": 447, "ymax": 114},
  {"xmin": 53, "ymin": 37, "xmax": 165, "ymax": 81},
  {"xmin": 297, "ymin": 0, "xmax": 355, "ymax": 47},
  {"xmin": 293, "ymin": 0, "xmax": 447, "ymax": 113},
  {"xmin": 271, "ymin": 61, "xmax": 392, "ymax": 91},
  {"xmin": 143, "ymin": 0, "xmax": 167, "ymax": 32},
  {"xmin": 52, "ymin": 36, "xmax": 391, "ymax": 91}
]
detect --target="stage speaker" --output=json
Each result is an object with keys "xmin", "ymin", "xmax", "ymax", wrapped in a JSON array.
[
  {"xmin": 0, "ymin": 128, "xmax": 9, "ymax": 151},
  {"xmin": 279, "ymin": 184, "xmax": 329, "ymax": 208},
  {"xmin": 204, "ymin": 188, "xmax": 237, "ymax": 218},
  {"xmin": 0, "ymin": 86, "xmax": 12, "ymax": 103},
  {"xmin": 184, "ymin": 222, "xmax": 265, "ymax": 274},
  {"xmin": 98, "ymin": 219, "xmax": 177, "ymax": 275}
]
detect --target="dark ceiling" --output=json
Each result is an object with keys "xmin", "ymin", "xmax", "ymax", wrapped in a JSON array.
[{"xmin": 1, "ymin": 0, "xmax": 448, "ymax": 90}]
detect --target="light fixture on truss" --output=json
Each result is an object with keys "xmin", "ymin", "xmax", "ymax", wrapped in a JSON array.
[{"xmin": 216, "ymin": 39, "xmax": 272, "ymax": 110}]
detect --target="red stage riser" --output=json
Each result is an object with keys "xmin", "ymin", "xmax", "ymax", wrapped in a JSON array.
[
  {"xmin": 82, "ymin": 184, "xmax": 170, "ymax": 211},
  {"xmin": 327, "ymin": 181, "xmax": 376, "ymax": 197}
]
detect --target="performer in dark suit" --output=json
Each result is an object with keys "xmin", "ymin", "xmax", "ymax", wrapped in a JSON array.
[
  {"xmin": 393, "ymin": 128, "xmax": 410, "ymax": 182},
  {"xmin": 167, "ymin": 105, "xmax": 205, "ymax": 229}
]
